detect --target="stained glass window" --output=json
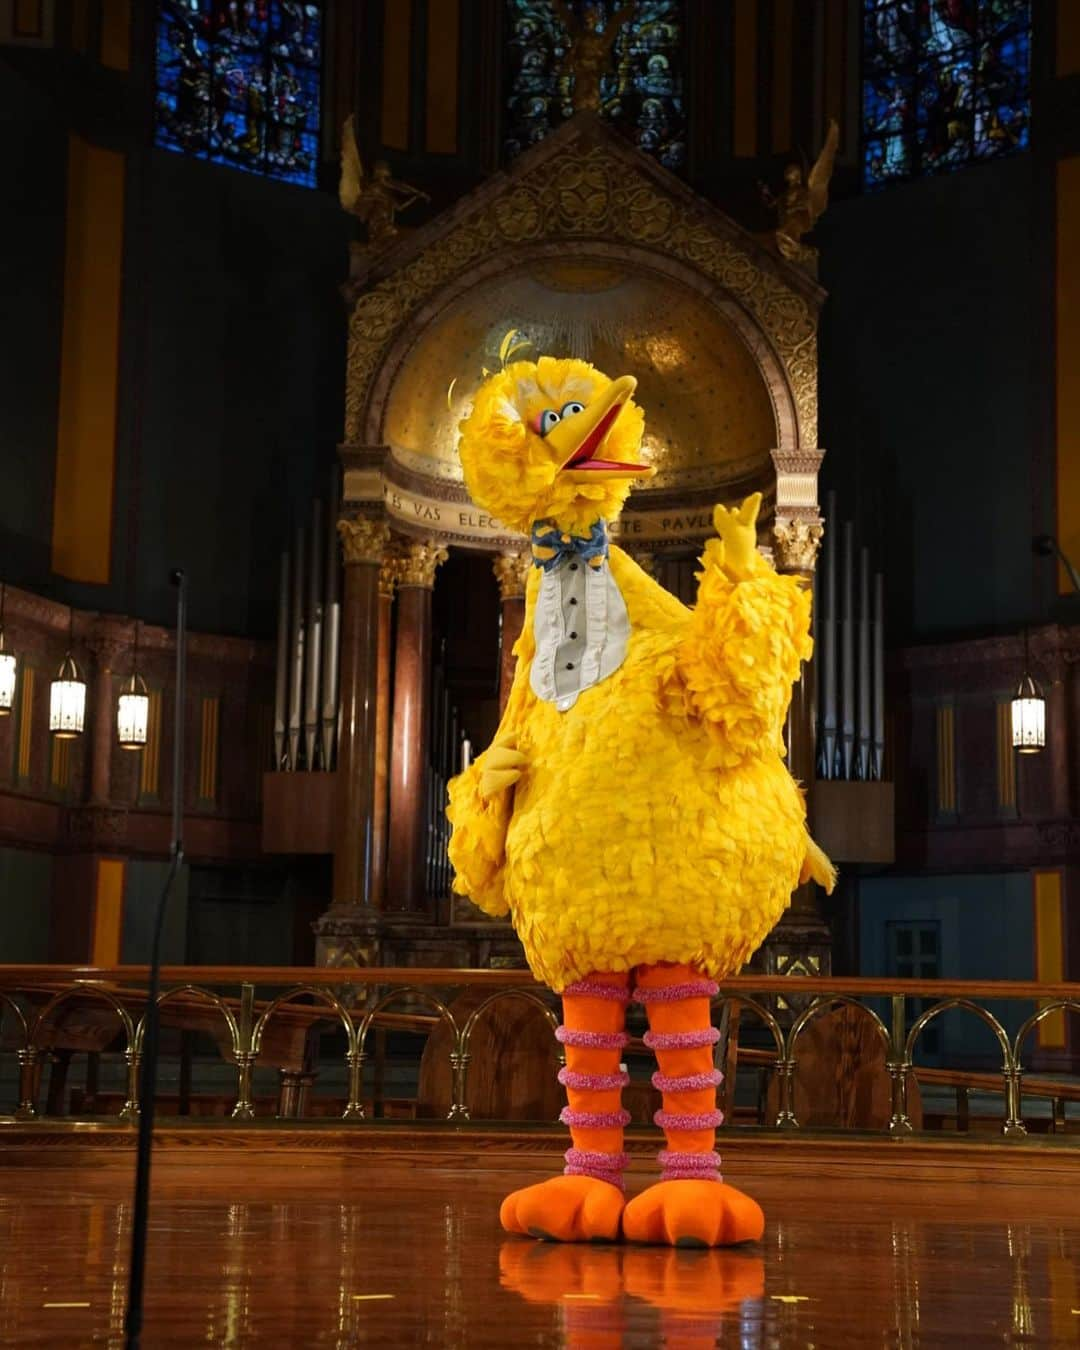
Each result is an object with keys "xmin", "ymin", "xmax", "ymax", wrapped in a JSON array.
[
  {"xmin": 862, "ymin": 1, "xmax": 1030, "ymax": 190},
  {"xmin": 154, "ymin": 1, "xmax": 323, "ymax": 189},
  {"xmin": 504, "ymin": 1, "xmax": 685, "ymax": 171}
]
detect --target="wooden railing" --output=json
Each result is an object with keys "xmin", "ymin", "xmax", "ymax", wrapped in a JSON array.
[{"xmin": 0, "ymin": 967, "xmax": 1077, "ymax": 1140}]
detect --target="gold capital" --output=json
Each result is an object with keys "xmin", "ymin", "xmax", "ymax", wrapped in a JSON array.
[
  {"xmin": 773, "ymin": 517, "xmax": 824, "ymax": 573},
  {"xmin": 377, "ymin": 556, "xmax": 397, "ymax": 599},
  {"xmin": 492, "ymin": 550, "xmax": 531, "ymax": 601},
  {"xmin": 338, "ymin": 516, "xmax": 390, "ymax": 566},
  {"xmin": 394, "ymin": 538, "xmax": 448, "ymax": 589}
]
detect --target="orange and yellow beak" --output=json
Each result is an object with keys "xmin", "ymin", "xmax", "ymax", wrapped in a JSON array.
[{"xmin": 543, "ymin": 375, "xmax": 656, "ymax": 483}]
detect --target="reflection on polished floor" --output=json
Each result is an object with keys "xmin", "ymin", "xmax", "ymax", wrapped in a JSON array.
[{"xmin": 1, "ymin": 1154, "xmax": 1079, "ymax": 1347}]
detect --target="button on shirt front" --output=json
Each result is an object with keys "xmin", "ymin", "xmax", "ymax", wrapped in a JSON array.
[{"xmin": 530, "ymin": 555, "xmax": 630, "ymax": 712}]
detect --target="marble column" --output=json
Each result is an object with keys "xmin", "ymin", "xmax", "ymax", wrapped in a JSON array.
[
  {"xmin": 492, "ymin": 551, "xmax": 530, "ymax": 713},
  {"xmin": 767, "ymin": 455, "xmax": 830, "ymax": 977},
  {"xmin": 772, "ymin": 516, "xmax": 824, "ymax": 911},
  {"xmin": 370, "ymin": 554, "xmax": 397, "ymax": 911},
  {"xmin": 316, "ymin": 515, "xmax": 388, "ymax": 967},
  {"xmin": 88, "ymin": 627, "xmax": 125, "ymax": 805},
  {"xmin": 386, "ymin": 539, "xmax": 447, "ymax": 914}
]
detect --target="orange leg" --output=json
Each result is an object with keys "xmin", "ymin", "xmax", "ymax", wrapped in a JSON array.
[
  {"xmin": 622, "ymin": 963, "xmax": 764, "ymax": 1248},
  {"xmin": 500, "ymin": 971, "xmax": 630, "ymax": 1243}
]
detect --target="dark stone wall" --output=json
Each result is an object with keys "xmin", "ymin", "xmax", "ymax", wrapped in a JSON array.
[
  {"xmin": 817, "ymin": 152, "xmax": 1067, "ymax": 644},
  {"xmin": 0, "ymin": 62, "xmax": 67, "ymax": 587},
  {"xmin": 0, "ymin": 51, "xmax": 353, "ymax": 639},
  {"xmin": 114, "ymin": 150, "xmax": 353, "ymax": 637}
]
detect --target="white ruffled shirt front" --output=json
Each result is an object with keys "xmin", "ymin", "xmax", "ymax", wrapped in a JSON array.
[{"xmin": 530, "ymin": 554, "xmax": 630, "ymax": 712}]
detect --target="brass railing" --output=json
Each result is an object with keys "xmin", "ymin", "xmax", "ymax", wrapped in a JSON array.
[{"xmin": 0, "ymin": 967, "xmax": 1077, "ymax": 1140}]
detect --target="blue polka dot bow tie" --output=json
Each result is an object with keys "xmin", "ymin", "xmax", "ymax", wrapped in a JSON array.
[{"xmin": 530, "ymin": 519, "xmax": 609, "ymax": 572}]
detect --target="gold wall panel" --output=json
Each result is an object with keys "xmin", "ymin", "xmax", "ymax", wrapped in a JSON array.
[
  {"xmin": 381, "ymin": 260, "xmax": 777, "ymax": 495},
  {"xmin": 345, "ymin": 125, "xmax": 822, "ymax": 455}
]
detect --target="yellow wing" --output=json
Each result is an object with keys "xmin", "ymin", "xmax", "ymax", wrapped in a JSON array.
[{"xmin": 339, "ymin": 114, "xmax": 364, "ymax": 214}]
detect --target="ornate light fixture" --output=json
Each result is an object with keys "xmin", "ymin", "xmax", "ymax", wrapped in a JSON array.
[
  {"xmin": 117, "ymin": 625, "xmax": 149, "ymax": 750},
  {"xmin": 0, "ymin": 583, "xmax": 15, "ymax": 715},
  {"xmin": 1011, "ymin": 630, "xmax": 1045, "ymax": 755},
  {"xmin": 49, "ymin": 608, "xmax": 86, "ymax": 739}
]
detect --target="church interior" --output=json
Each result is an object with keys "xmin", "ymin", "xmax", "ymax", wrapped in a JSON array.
[{"xmin": 1, "ymin": 0, "xmax": 1079, "ymax": 1344}]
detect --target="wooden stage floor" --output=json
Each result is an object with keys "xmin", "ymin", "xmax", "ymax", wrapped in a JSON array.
[{"xmin": 1, "ymin": 1131, "xmax": 1079, "ymax": 1347}]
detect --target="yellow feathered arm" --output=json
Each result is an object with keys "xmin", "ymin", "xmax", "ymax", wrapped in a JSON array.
[
  {"xmin": 446, "ymin": 572, "xmax": 538, "ymax": 916},
  {"xmin": 676, "ymin": 494, "xmax": 814, "ymax": 773}
]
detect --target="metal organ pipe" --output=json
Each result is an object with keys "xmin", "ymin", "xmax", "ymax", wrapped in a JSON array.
[
  {"xmin": 873, "ymin": 571, "xmax": 885, "ymax": 781},
  {"xmin": 321, "ymin": 474, "xmax": 341, "ymax": 772},
  {"xmin": 840, "ymin": 521, "xmax": 855, "ymax": 781},
  {"xmin": 818, "ymin": 491, "xmax": 838, "ymax": 780},
  {"xmin": 273, "ymin": 551, "xmax": 289, "ymax": 769},
  {"xmin": 287, "ymin": 525, "xmax": 306, "ymax": 772},
  {"xmin": 303, "ymin": 499, "xmax": 324, "ymax": 771},
  {"xmin": 857, "ymin": 545, "xmax": 871, "ymax": 781}
]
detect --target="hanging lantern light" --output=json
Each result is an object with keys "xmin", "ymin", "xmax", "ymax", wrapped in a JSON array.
[
  {"xmin": 0, "ymin": 583, "xmax": 15, "ymax": 715},
  {"xmin": 1011, "ymin": 673, "xmax": 1045, "ymax": 754},
  {"xmin": 117, "ymin": 626, "xmax": 149, "ymax": 750},
  {"xmin": 50, "ymin": 608, "xmax": 86, "ymax": 739},
  {"xmin": 1011, "ymin": 630, "xmax": 1046, "ymax": 755},
  {"xmin": 117, "ymin": 672, "xmax": 149, "ymax": 749}
]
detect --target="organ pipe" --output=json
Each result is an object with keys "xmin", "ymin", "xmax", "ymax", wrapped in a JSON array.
[
  {"xmin": 816, "ymin": 501, "xmax": 887, "ymax": 783},
  {"xmin": 818, "ymin": 491, "xmax": 838, "ymax": 780},
  {"xmin": 321, "ymin": 472, "xmax": 341, "ymax": 772},
  {"xmin": 873, "ymin": 571, "xmax": 885, "ymax": 781},
  {"xmin": 273, "ymin": 551, "xmax": 289, "ymax": 769},
  {"xmin": 840, "ymin": 521, "xmax": 855, "ymax": 780},
  {"xmin": 303, "ymin": 499, "xmax": 324, "ymax": 771},
  {"xmin": 857, "ymin": 546, "xmax": 871, "ymax": 781},
  {"xmin": 287, "ymin": 524, "xmax": 306, "ymax": 772}
]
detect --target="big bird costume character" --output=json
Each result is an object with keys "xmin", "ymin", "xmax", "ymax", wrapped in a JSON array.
[{"xmin": 447, "ymin": 352, "xmax": 835, "ymax": 1248}]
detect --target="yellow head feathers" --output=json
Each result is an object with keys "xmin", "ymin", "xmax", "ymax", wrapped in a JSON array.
[{"xmin": 457, "ymin": 355, "xmax": 650, "ymax": 536}]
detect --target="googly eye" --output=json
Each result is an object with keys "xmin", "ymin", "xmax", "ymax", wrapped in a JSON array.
[
  {"xmin": 560, "ymin": 401, "xmax": 585, "ymax": 419},
  {"xmin": 537, "ymin": 409, "xmax": 561, "ymax": 436}
]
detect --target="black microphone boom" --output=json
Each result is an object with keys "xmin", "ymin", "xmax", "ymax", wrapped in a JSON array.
[{"xmin": 124, "ymin": 569, "xmax": 187, "ymax": 1349}]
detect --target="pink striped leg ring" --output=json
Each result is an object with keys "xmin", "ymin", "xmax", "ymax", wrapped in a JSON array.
[
  {"xmin": 558, "ymin": 1067, "xmax": 630, "ymax": 1092},
  {"xmin": 643, "ymin": 1027, "xmax": 720, "ymax": 1051},
  {"xmin": 556, "ymin": 1027, "xmax": 629, "ymax": 1051},
  {"xmin": 564, "ymin": 1148, "xmax": 630, "ymax": 1191},
  {"xmin": 563, "ymin": 978, "xmax": 631, "ymax": 1004},
  {"xmin": 652, "ymin": 1068, "xmax": 723, "ymax": 1093},
  {"xmin": 658, "ymin": 1149, "xmax": 723, "ymax": 1183},
  {"xmin": 632, "ymin": 979, "xmax": 718, "ymax": 1004}
]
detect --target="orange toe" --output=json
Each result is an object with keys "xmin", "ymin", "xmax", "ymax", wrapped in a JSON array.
[
  {"xmin": 500, "ymin": 1175, "xmax": 626, "ymax": 1243},
  {"xmin": 622, "ymin": 1181, "xmax": 764, "ymax": 1248}
]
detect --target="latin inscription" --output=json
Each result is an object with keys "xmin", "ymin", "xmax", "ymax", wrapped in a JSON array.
[{"xmin": 385, "ymin": 483, "xmax": 717, "ymax": 543}]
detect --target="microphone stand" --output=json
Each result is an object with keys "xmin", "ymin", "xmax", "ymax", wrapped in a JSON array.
[{"xmin": 124, "ymin": 569, "xmax": 187, "ymax": 1349}]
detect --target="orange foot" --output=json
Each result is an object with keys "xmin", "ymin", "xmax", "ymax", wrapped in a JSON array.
[
  {"xmin": 622, "ymin": 1181, "xmax": 764, "ymax": 1248},
  {"xmin": 500, "ymin": 1175, "xmax": 625, "ymax": 1243}
]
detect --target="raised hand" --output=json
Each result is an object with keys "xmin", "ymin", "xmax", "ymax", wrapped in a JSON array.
[
  {"xmin": 479, "ymin": 737, "xmax": 527, "ymax": 799},
  {"xmin": 712, "ymin": 492, "xmax": 762, "ymax": 580}
]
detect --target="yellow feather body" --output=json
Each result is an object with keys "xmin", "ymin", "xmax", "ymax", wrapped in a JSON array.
[
  {"xmin": 446, "ymin": 355, "xmax": 833, "ymax": 993},
  {"xmin": 448, "ymin": 546, "xmax": 822, "ymax": 992}
]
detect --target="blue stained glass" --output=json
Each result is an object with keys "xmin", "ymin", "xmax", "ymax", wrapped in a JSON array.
[
  {"xmin": 862, "ymin": 0, "xmax": 1029, "ymax": 190},
  {"xmin": 504, "ymin": 2, "xmax": 685, "ymax": 171},
  {"xmin": 155, "ymin": 1, "xmax": 322, "ymax": 189}
]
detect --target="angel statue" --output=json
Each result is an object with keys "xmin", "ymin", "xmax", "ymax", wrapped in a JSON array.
[
  {"xmin": 552, "ymin": 1, "xmax": 635, "ymax": 114},
  {"xmin": 760, "ymin": 118, "xmax": 840, "ymax": 271},
  {"xmin": 338, "ymin": 115, "xmax": 429, "ymax": 250}
]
